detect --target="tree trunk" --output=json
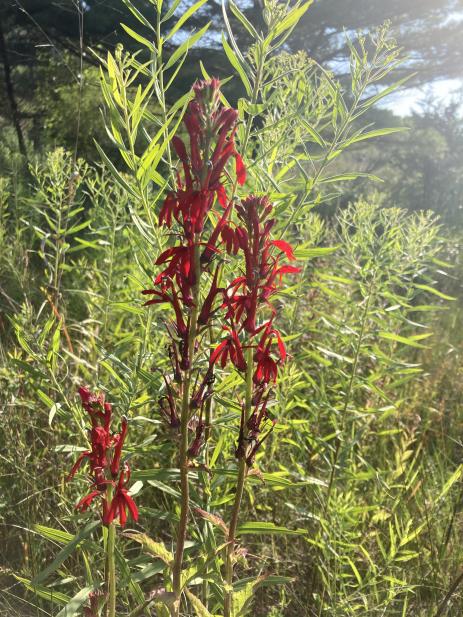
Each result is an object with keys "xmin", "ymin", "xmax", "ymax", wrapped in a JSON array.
[{"xmin": 0, "ymin": 19, "xmax": 27, "ymax": 158}]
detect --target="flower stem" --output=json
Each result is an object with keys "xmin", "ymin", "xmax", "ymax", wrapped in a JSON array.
[
  {"xmin": 105, "ymin": 487, "xmax": 116, "ymax": 617},
  {"xmin": 172, "ymin": 242, "xmax": 201, "ymax": 615},
  {"xmin": 224, "ymin": 346, "xmax": 254, "ymax": 617}
]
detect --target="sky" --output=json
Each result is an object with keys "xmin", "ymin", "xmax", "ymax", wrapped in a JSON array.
[{"xmin": 384, "ymin": 78, "xmax": 463, "ymax": 115}]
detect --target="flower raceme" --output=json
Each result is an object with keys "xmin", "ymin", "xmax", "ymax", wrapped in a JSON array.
[
  {"xmin": 158, "ymin": 78, "xmax": 245, "ymax": 235},
  {"xmin": 210, "ymin": 195, "xmax": 301, "ymax": 465},
  {"xmin": 223, "ymin": 195, "xmax": 300, "ymax": 335},
  {"xmin": 142, "ymin": 78, "xmax": 247, "ymax": 452},
  {"xmin": 68, "ymin": 387, "xmax": 138, "ymax": 527},
  {"xmin": 142, "ymin": 79, "xmax": 299, "ymax": 467},
  {"xmin": 143, "ymin": 79, "xmax": 245, "ymax": 323},
  {"xmin": 211, "ymin": 196, "xmax": 300, "ymax": 381}
]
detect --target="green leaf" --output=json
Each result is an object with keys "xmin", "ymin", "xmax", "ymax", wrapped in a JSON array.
[
  {"xmin": 186, "ymin": 590, "xmax": 214, "ymax": 617},
  {"xmin": 37, "ymin": 389, "xmax": 54, "ymax": 409},
  {"xmin": 147, "ymin": 479, "xmax": 181, "ymax": 498},
  {"xmin": 414, "ymin": 283, "xmax": 456, "ymax": 301},
  {"xmin": 300, "ymin": 119, "xmax": 326, "ymax": 147},
  {"xmin": 120, "ymin": 23, "xmax": 155, "ymax": 52},
  {"xmin": 229, "ymin": 0, "xmax": 259, "ymax": 39},
  {"xmin": 235, "ymin": 575, "xmax": 293, "ymax": 590},
  {"xmin": 271, "ymin": 1, "xmax": 313, "ymax": 39},
  {"xmin": 32, "ymin": 521, "xmax": 100, "ymax": 585},
  {"xmin": 398, "ymin": 522, "xmax": 426, "ymax": 547},
  {"xmin": 221, "ymin": 33, "xmax": 252, "ymax": 97},
  {"xmin": 124, "ymin": 532, "xmax": 173, "ymax": 565},
  {"xmin": 237, "ymin": 522, "xmax": 307, "ymax": 536},
  {"xmin": 378, "ymin": 332, "xmax": 428, "ymax": 349},
  {"xmin": 293, "ymin": 246, "xmax": 338, "ymax": 260},
  {"xmin": 161, "ymin": 0, "xmax": 182, "ymax": 22},
  {"xmin": 95, "ymin": 142, "xmax": 138, "ymax": 198},
  {"xmin": 34, "ymin": 524, "xmax": 73, "ymax": 545},
  {"xmin": 165, "ymin": 24, "xmax": 210, "ymax": 70},
  {"xmin": 15, "ymin": 576, "xmax": 69, "ymax": 605},
  {"xmin": 320, "ymin": 172, "xmax": 382, "ymax": 184},
  {"xmin": 358, "ymin": 75, "xmax": 411, "ymax": 112},
  {"xmin": 56, "ymin": 586, "xmax": 94, "ymax": 617},
  {"xmin": 121, "ymin": 0, "xmax": 155, "ymax": 31},
  {"xmin": 437, "ymin": 464, "xmax": 463, "ymax": 502},
  {"xmin": 231, "ymin": 576, "xmax": 266, "ymax": 617},
  {"xmin": 166, "ymin": 0, "xmax": 208, "ymax": 39},
  {"xmin": 347, "ymin": 126, "xmax": 405, "ymax": 145}
]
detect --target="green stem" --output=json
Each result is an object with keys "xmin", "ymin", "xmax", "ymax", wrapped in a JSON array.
[
  {"xmin": 224, "ymin": 346, "xmax": 254, "ymax": 617},
  {"xmin": 201, "ymin": 326, "xmax": 215, "ymax": 607},
  {"xmin": 105, "ymin": 487, "xmax": 117, "ymax": 617},
  {"xmin": 324, "ymin": 273, "xmax": 376, "ymax": 511},
  {"xmin": 171, "ymin": 242, "xmax": 201, "ymax": 615}
]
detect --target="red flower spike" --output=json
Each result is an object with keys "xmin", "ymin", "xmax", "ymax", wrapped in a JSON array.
[
  {"xmin": 69, "ymin": 388, "xmax": 138, "ymax": 526},
  {"xmin": 223, "ymin": 195, "xmax": 299, "ymax": 334}
]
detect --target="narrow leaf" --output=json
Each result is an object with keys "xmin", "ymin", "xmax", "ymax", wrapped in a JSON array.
[{"xmin": 32, "ymin": 521, "xmax": 100, "ymax": 585}]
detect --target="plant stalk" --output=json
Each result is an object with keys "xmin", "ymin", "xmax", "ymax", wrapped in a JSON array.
[
  {"xmin": 224, "ymin": 346, "xmax": 254, "ymax": 617},
  {"xmin": 171, "ymin": 241, "xmax": 201, "ymax": 615},
  {"xmin": 105, "ymin": 486, "xmax": 117, "ymax": 617}
]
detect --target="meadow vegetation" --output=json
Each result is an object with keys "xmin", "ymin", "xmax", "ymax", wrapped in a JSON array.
[{"xmin": 1, "ymin": 1, "xmax": 463, "ymax": 616}]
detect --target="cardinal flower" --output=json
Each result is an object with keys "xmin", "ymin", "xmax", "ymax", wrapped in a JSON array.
[
  {"xmin": 68, "ymin": 388, "xmax": 137, "ymax": 527},
  {"xmin": 103, "ymin": 465, "xmax": 139, "ymax": 527},
  {"xmin": 253, "ymin": 321, "xmax": 287, "ymax": 385},
  {"xmin": 222, "ymin": 196, "xmax": 301, "ymax": 334},
  {"xmin": 210, "ymin": 327, "xmax": 247, "ymax": 371}
]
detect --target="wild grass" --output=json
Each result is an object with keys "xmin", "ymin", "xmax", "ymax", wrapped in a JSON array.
[{"xmin": 1, "ymin": 1, "xmax": 462, "ymax": 616}]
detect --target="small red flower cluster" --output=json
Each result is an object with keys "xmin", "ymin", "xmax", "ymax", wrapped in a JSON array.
[
  {"xmin": 212, "ymin": 196, "xmax": 301, "ymax": 465},
  {"xmin": 143, "ymin": 79, "xmax": 245, "ymax": 457},
  {"xmin": 68, "ymin": 387, "xmax": 138, "ymax": 527}
]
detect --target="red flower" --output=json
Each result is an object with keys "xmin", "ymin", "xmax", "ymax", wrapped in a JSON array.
[
  {"xmin": 253, "ymin": 321, "xmax": 287, "ymax": 385},
  {"xmin": 78, "ymin": 386, "xmax": 112, "ymax": 431},
  {"xmin": 210, "ymin": 327, "xmax": 247, "ymax": 372},
  {"xmin": 103, "ymin": 465, "xmax": 139, "ymax": 527},
  {"xmin": 76, "ymin": 490, "xmax": 102, "ymax": 514},
  {"xmin": 222, "ymin": 196, "xmax": 300, "ymax": 334},
  {"xmin": 142, "ymin": 279, "xmax": 187, "ymax": 337},
  {"xmin": 69, "ymin": 388, "xmax": 137, "ymax": 526},
  {"xmin": 198, "ymin": 268, "xmax": 222, "ymax": 326},
  {"xmin": 270, "ymin": 239, "xmax": 296, "ymax": 260}
]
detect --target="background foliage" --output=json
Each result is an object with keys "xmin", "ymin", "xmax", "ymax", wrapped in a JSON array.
[{"xmin": 1, "ymin": 0, "xmax": 463, "ymax": 616}]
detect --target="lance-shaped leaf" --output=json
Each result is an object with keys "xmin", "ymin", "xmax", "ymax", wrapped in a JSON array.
[
  {"xmin": 194, "ymin": 507, "xmax": 229, "ymax": 535},
  {"xmin": 31, "ymin": 520, "xmax": 100, "ymax": 585},
  {"xmin": 186, "ymin": 590, "xmax": 217, "ymax": 617},
  {"xmin": 56, "ymin": 586, "xmax": 94, "ymax": 617},
  {"xmin": 232, "ymin": 575, "xmax": 267, "ymax": 617},
  {"xmin": 124, "ymin": 532, "xmax": 174, "ymax": 566}
]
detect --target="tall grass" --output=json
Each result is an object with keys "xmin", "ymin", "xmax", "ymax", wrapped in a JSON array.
[{"xmin": 0, "ymin": 1, "xmax": 461, "ymax": 616}]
